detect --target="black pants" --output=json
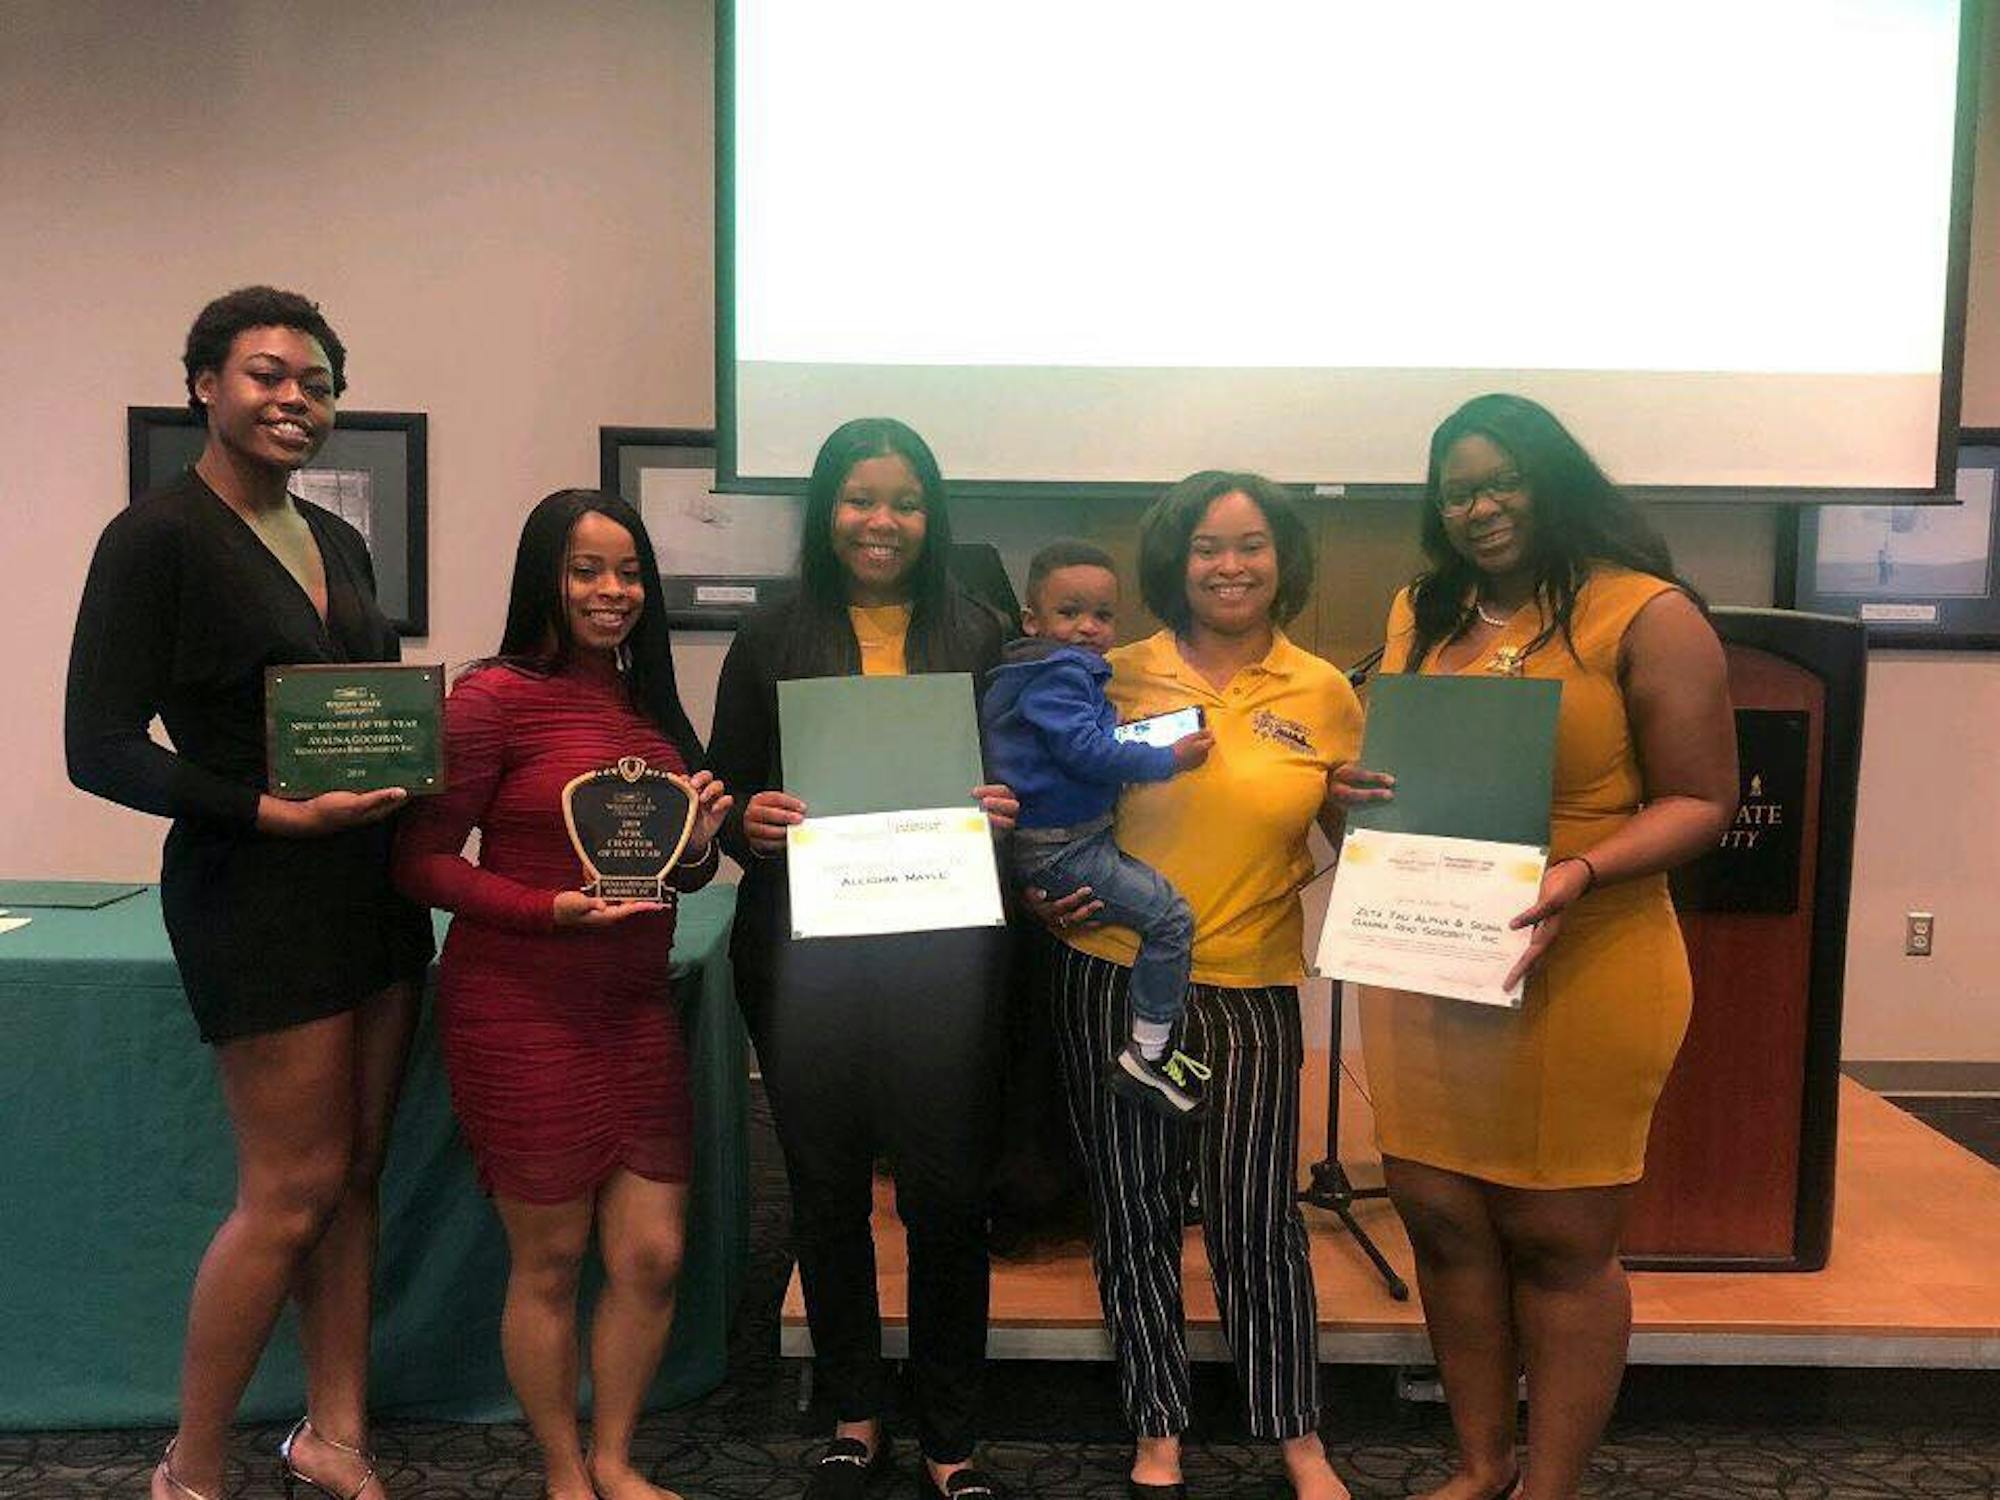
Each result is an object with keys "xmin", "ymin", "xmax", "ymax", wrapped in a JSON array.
[
  {"xmin": 754, "ymin": 925, "xmax": 1004, "ymax": 1464},
  {"xmin": 1049, "ymin": 944, "xmax": 1321, "ymax": 1441}
]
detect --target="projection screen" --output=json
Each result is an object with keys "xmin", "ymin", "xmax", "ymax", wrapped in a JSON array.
[{"xmin": 719, "ymin": 0, "xmax": 1982, "ymax": 497}]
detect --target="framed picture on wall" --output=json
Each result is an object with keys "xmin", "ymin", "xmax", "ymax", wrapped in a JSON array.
[
  {"xmin": 1781, "ymin": 428, "xmax": 2000, "ymax": 649},
  {"xmin": 599, "ymin": 426, "xmax": 802, "ymax": 628},
  {"xmin": 127, "ymin": 406, "xmax": 430, "ymax": 635}
]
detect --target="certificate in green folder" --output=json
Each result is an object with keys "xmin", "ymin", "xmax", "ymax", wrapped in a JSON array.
[
  {"xmin": 778, "ymin": 674, "xmax": 986, "ymax": 815},
  {"xmin": 1316, "ymin": 674, "xmax": 1562, "ymax": 1008},
  {"xmin": 777, "ymin": 674, "xmax": 1004, "ymax": 938}
]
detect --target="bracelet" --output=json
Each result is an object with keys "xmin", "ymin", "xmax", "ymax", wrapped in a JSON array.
[{"xmin": 1564, "ymin": 853, "xmax": 1598, "ymax": 891}]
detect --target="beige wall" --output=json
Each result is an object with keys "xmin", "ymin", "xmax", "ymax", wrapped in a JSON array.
[
  {"xmin": 1, "ymin": 0, "xmax": 718, "ymax": 877},
  {"xmin": 1835, "ymin": 3, "xmax": 2000, "ymax": 1060},
  {"xmin": 2, "ymin": 2, "xmax": 1993, "ymax": 1059}
]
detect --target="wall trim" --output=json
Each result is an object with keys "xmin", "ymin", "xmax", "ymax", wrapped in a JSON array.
[{"xmin": 1844, "ymin": 1060, "xmax": 2000, "ymax": 1096}]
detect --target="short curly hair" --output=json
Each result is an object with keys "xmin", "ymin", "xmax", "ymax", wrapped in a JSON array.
[
  {"xmin": 1136, "ymin": 470, "xmax": 1315, "ymax": 632},
  {"xmin": 182, "ymin": 286, "xmax": 348, "ymax": 415}
]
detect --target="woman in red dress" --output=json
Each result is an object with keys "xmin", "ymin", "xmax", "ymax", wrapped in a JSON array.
[{"xmin": 395, "ymin": 490, "xmax": 730, "ymax": 1500}]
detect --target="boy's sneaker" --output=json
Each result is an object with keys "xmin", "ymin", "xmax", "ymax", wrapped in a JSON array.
[{"xmin": 1109, "ymin": 1041, "xmax": 1211, "ymax": 1119}]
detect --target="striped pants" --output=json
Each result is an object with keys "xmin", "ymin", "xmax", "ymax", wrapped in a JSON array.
[{"xmin": 1049, "ymin": 944, "xmax": 1321, "ymax": 1440}]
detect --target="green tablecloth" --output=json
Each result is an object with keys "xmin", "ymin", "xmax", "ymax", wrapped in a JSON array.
[{"xmin": 0, "ymin": 883, "xmax": 747, "ymax": 1430}]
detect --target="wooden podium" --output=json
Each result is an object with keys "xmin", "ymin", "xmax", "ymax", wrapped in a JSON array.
[{"xmin": 1624, "ymin": 608, "xmax": 1866, "ymax": 1270}]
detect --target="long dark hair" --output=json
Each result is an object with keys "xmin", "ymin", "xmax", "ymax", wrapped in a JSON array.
[
  {"xmin": 1404, "ymin": 393, "xmax": 1696, "ymax": 670},
  {"xmin": 485, "ymin": 488, "xmax": 702, "ymax": 765},
  {"xmin": 780, "ymin": 417, "xmax": 989, "ymax": 677}
]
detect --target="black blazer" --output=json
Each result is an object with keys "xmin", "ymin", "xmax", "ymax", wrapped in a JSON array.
[{"xmin": 705, "ymin": 592, "xmax": 1007, "ymax": 1017}]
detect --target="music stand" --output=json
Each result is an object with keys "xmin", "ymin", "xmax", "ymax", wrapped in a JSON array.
[
  {"xmin": 1298, "ymin": 647, "xmax": 1409, "ymax": 1299},
  {"xmin": 1299, "ymin": 978, "xmax": 1409, "ymax": 1300}
]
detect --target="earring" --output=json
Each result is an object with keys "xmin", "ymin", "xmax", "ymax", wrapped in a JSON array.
[{"xmin": 615, "ymin": 642, "xmax": 632, "ymax": 674}]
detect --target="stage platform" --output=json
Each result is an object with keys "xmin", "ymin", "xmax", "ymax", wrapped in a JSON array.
[{"xmin": 781, "ymin": 1052, "xmax": 2000, "ymax": 1372}]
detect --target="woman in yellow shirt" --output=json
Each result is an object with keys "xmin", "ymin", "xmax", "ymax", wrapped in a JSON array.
[
  {"xmin": 1032, "ymin": 471, "xmax": 1376, "ymax": 1500},
  {"xmin": 1360, "ymin": 395, "xmax": 1736, "ymax": 1500}
]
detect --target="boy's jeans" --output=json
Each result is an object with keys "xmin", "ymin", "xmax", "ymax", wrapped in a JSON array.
[{"xmin": 1018, "ymin": 824, "xmax": 1194, "ymax": 1030}]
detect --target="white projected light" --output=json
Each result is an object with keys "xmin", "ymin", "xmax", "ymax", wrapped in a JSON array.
[{"xmin": 725, "ymin": 0, "xmax": 1972, "ymax": 492}]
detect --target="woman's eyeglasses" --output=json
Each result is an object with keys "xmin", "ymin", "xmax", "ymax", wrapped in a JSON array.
[{"xmin": 1437, "ymin": 472, "xmax": 1526, "ymax": 517}]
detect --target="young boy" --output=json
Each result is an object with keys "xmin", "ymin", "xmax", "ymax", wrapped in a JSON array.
[{"xmin": 983, "ymin": 540, "xmax": 1214, "ymax": 1118}]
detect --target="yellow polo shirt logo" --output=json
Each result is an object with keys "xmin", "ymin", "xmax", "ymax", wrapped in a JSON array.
[
  {"xmin": 1251, "ymin": 708, "xmax": 1315, "ymax": 753},
  {"xmin": 1067, "ymin": 630, "xmax": 1364, "ymax": 988}
]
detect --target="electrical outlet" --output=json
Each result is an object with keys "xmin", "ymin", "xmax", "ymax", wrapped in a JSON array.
[{"xmin": 1905, "ymin": 911, "xmax": 1935, "ymax": 957}]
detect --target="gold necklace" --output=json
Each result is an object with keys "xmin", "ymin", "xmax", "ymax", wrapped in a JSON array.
[{"xmin": 1470, "ymin": 595, "xmax": 1529, "ymax": 673}]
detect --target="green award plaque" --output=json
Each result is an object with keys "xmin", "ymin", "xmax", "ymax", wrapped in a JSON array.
[
  {"xmin": 562, "ymin": 756, "xmax": 699, "ymax": 901},
  {"xmin": 264, "ymin": 664, "xmax": 447, "ymax": 798}
]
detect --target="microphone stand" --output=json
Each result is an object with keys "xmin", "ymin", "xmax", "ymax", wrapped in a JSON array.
[
  {"xmin": 1297, "ymin": 645, "xmax": 1409, "ymax": 1300},
  {"xmin": 1299, "ymin": 979, "xmax": 1408, "ymax": 1300}
]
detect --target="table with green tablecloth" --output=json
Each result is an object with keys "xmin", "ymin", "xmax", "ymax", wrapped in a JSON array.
[{"xmin": 0, "ymin": 883, "xmax": 746, "ymax": 1430}]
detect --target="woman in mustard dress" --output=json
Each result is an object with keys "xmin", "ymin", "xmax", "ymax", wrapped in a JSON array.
[{"xmin": 1358, "ymin": 395, "xmax": 1736, "ymax": 1500}]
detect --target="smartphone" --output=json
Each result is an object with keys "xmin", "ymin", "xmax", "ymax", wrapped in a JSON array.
[{"xmin": 1112, "ymin": 704, "xmax": 1205, "ymax": 747}]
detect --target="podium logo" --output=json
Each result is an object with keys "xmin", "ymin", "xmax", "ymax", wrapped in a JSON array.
[
  {"xmin": 1720, "ymin": 768, "xmax": 1785, "ymax": 851},
  {"xmin": 1670, "ymin": 707, "xmax": 1804, "ymax": 916}
]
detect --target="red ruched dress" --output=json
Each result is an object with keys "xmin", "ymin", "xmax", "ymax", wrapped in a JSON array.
[{"xmin": 394, "ymin": 660, "xmax": 712, "ymax": 1203}]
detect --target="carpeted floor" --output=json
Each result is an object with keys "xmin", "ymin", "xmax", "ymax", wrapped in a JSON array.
[{"xmin": 4, "ymin": 1091, "xmax": 1996, "ymax": 1499}]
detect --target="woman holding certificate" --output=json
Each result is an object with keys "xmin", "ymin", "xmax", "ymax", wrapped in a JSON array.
[
  {"xmin": 707, "ymin": 418, "xmax": 1016, "ymax": 1500},
  {"xmin": 65, "ymin": 287, "xmax": 434, "ymax": 1500},
  {"xmin": 1028, "ymin": 472, "xmax": 1373, "ymax": 1500},
  {"xmin": 1359, "ymin": 394, "xmax": 1736, "ymax": 1500},
  {"xmin": 393, "ymin": 490, "xmax": 730, "ymax": 1500}
]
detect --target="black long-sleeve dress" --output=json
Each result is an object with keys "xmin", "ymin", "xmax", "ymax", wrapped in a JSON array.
[{"xmin": 65, "ymin": 470, "xmax": 434, "ymax": 1042}]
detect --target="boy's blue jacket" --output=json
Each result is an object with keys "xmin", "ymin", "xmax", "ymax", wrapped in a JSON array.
[{"xmin": 981, "ymin": 638, "xmax": 1177, "ymax": 830}]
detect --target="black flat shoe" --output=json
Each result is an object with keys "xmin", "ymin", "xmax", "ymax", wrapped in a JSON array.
[
  {"xmin": 1127, "ymin": 1479, "xmax": 1186, "ymax": 1499},
  {"xmin": 802, "ymin": 1435, "xmax": 892, "ymax": 1499},
  {"xmin": 918, "ymin": 1466, "xmax": 1004, "ymax": 1499}
]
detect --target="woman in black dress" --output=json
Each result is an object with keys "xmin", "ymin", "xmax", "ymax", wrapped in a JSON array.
[
  {"xmin": 707, "ymin": 418, "xmax": 1016, "ymax": 1500},
  {"xmin": 66, "ymin": 287, "xmax": 434, "ymax": 1500}
]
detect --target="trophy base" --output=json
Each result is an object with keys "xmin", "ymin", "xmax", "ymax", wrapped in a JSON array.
[{"xmin": 590, "ymin": 877, "xmax": 677, "ymax": 905}]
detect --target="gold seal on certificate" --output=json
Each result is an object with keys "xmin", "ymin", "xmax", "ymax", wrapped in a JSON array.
[
  {"xmin": 265, "ymin": 663, "xmax": 446, "ymax": 798},
  {"xmin": 561, "ymin": 756, "xmax": 698, "ymax": 902}
]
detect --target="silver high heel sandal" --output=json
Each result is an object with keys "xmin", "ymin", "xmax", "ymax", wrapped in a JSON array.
[
  {"xmin": 277, "ymin": 1416, "xmax": 380, "ymax": 1500},
  {"xmin": 156, "ymin": 1438, "xmax": 220, "ymax": 1500}
]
